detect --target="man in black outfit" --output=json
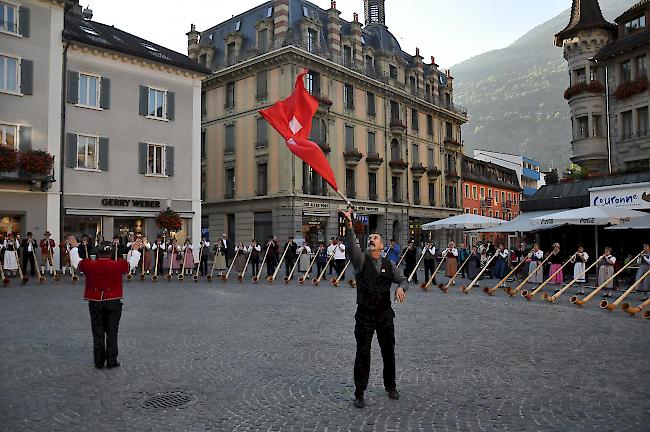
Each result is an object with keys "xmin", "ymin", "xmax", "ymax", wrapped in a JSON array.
[
  {"xmin": 341, "ymin": 208, "xmax": 407, "ymax": 409},
  {"xmin": 284, "ymin": 236, "xmax": 298, "ymax": 277},
  {"xmin": 20, "ymin": 232, "xmax": 38, "ymax": 277}
]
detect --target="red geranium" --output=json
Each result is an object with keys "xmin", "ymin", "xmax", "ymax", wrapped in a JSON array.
[
  {"xmin": 18, "ymin": 150, "xmax": 54, "ymax": 176},
  {"xmin": 614, "ymin": 76, "xmax": 649, "ymax": 100},
  {"xmin": 155, "ymin": 208, "xmax": 183, "ymax": 231},
  {"xmin": 0, "ymin": 146, "xmax": 19, "ymax": 173}
]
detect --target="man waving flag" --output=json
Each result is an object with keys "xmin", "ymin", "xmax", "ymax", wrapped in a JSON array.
[{"xmin": 260, "ymin": 69, "xmax": 339, "ymax": 192}]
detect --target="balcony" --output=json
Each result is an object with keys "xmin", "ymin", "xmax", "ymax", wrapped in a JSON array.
[
  {"xmin": 410, "ymin": 163, "xmax": 427, "ymax": 178},
  {"xmin": 389, "ymin": 159, "xmax": 408, "ymax": 174},
  {"xmin": 390, "ymin": 119, "xmax": 406, "ymax": 136},
  {"xmin": 504, "ymin": 200, "xmax": 513, "ymax": 209},
  {"xmin": 0, "ymin": 169, "xmax": 56, "ymax": 191},
  {"xmin": 427, "ymin": 166, "xmax": 441, "ymax": 179},
  {"xmin": 445, "ymin": 170, "xmax": 460, "ymax": 181},
  {"xmin": 480, "ymin": 197, "xmax": 493, "ymax": 208},
  {"xmin": 313, "ymin": 93, "xmax": 333, "ymax": 113},
  {"xmin": 444, "ymin": 137, "xmax": 461, "ymax": 152},
  {"xmin": 0, "ymin": 151, "xmax": 56, "ymax": 191},
  {"xmin": 563, "ymin": 81, "xmax": 605, "ymax": 101},
  {"xmin": 614, "ymin": 76, "xmax": 648, "ymax": 100},
  {"xmin": 343, "ymin": 148, "xmax": 364, "ymax": 167},
  {"xmin": 366, "ymin": 152, "xmax": 384, "ymax": 171},
  {"xmin": 522, "ymin": 167, "xmax": 541, "ymax": 181},
  {"xmin": 570, "ymin": 137, "xmax": 608, "ymax": 169},
  {"xmin": 369, "ymin": 193, "xmax": 378, "ymax": 201},
  {"xmin": 318, "ymin": 142, "xmax": 331, "ymax": 154}
]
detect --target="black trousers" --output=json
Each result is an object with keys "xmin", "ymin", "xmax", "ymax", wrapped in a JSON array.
[
  {"xmin": 424, "ymin": 259, "xmax": 437, "ymax": 284},
  {"xmin": 404, "ymin": 262, "xmax": 418, "ymax": 283},
  {"xmin": 460, "ymin": 258, "xmax": 468, "ymax": 278},
  {"xmin": 251, "ymin": 259, "xmax": 260, "ymax": 277},
  {"xmin": 329, "ymin": 259, "xmax": 335, "ymax": 275},
  {"xmin": 200, "ymin": 256, "xmax": 208, "ymax": 275},
  {"xmin": 316, "ymin": 262, "xmax": 326, "ymax": 278},
  {"xmin": 88, "ymin": 300, "xmax": 122, "ymax": 367},
  {"xmin": 285, "ymin": 256, "xmax": 296, "ymax": 277},
  {"xmin": 354, "ymin": 307, "xmax": 396, "ymax": 398},
  {"xmin": 335, "ymin": 259, "xmax": 346, "ymax": 278},
  {"xmin": 266, "ymin": 258, "xmax": 277, "ymax": 277},
  {"xmin": 22, "ymin": 252, "xmax": 36, "ymax": 276}
]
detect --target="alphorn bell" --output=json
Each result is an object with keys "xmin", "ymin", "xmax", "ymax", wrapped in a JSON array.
[
  {"xmin": 151, "ymin": 245, "xmax": 160, "ymax": 282},
  {"xmin": 461, "ymin": 253, "xmax": 499, "ymax": 294},
  {"xmin": 167, "ymin": 247, "xmax": 176, "ymax": 281},
  {"xmin": 600, "ymin": 268, "xmax": 650, "ymax": 311},
  {"xmin": 420, "ymin": 254, "xmax": 447, "ymax": 292},
  {"xmin": 330, "ymin": 260, "xmax": 351, "ymax": 287},
  {"xmin": 348, "ymin": 278, "xmax": 357, "ymax": 289},
  {"xmin": 442, "ymin": 254, "xmax": 472, "ymax": 292},
  {"xmin": 484, "ymin": 252, "xmax": 532, "ymax": 296},
  {"xmin": 252, "ymin": 243, "xmax": 272, "ymax": 283},
  {"xmin": 299, "ymin": 246, "xmax": 321, "ymax": 284},
  {"xmin": 313, "ymin": 253, "xmax": 335, "ymax": 286},
  {"xmin": 238, "ymin": 246, "xmax": 253, "ymax": 283},
  {"xmin": 221, "ymin": 248, "xmax": 240, "ymax": 282},
  {"xmin": 14, "ymin": 249, "xmax": 28, "ymax": 284},
  {"xmin": 407, "ymin": 249, "xmax": 427, "ymax": 283},
  {"xmin": 207, "ymin": 250, "xmax": 219, "ymax": 282},
  {"xmin": 268, "ymin": 242, "xmax": 290, "ymax": 283},
  {"xmin": 621, "ymin": 297, "xmax": 650, "ymax": 317},
  {"xmin": 395, "ymin": 245, "xmax": 410, "ymax": 269},
  {"xmin": 505, "ymin": 251, "xmax": 554, "ymax": 297},
  {"xmin": 524, "ymin": 252, "xmax": 578, "ymax": 301},
  {"xmin": 1, "ymin": 261, "xmax": 9, "ymax": 286},
  {"xmin": 193, "ymin": 245, "xmax": 204, "ymax": 282},
  {"xmin": 32, "ymin": 250, "xmax": 46, "ymax": 283},
  {"xmin": 571, "ymin": 251, "xmax": 644, "ymax": 306},
  {"xmin": 49, "ymin": 243, "xmax": 60, "ymax": 282},
  {"xmin": 544, "ymin": 255, "xmax": 604, "ymax": 303},
  {"xmin": 284, "ymin": 248, "xmax": 304, "ymax": 283},
  {"xmin": 643, "ymin": 310, "xmax": 650, "ymax": 319}
]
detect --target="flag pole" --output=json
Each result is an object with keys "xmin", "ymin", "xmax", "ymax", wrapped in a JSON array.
[{"xmin": 334, "ymin": 189, "xmax": 356, "ymax": 211}]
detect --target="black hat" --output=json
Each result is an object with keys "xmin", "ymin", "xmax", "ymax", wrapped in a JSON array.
[{"xmin": 100, "ymin": 241, "xmax": 113, "ymax": 253}]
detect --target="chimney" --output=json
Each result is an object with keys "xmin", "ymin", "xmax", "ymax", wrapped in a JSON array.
[
  {"xmin": 327, "ymin": 2, "xmax": 341, "ymax": 56},
  {"xmin": 430, "ymin": 56, "xmax": 436, "ymax": 65},
  {"xmin": 350, "ymin": 12, "xmax": 363, "ymax": 66},
  {"xmin": 82, "ymin": 6, "xmax": 93, "ymax": 20},
  {"xmin": 273, "ymin": 0, "xmax": 289, "ymax": 43},
  {"xmin": 186, "ymin": 24, "xmax": 200, "ymax": 60},
  {"xmin": 364, "ymin": 0, "xmax": 385, "ymax": 25}
]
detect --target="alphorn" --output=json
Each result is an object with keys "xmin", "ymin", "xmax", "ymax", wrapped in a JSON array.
[
  {"xmin": 395, "ymin": 246, "xmax": 410, "ymax": 269},
  {"xmin": 1, "ymin": 261, "xmax": 9, "ymax": 286},
  {"xmin": 32, "ymin": 250, "xmax": 46, "ymax": 283},
  {"xmin": 330, "ymin": 260, "xmax": 351, "ymax": 287},
  {"xmin": 206, "ymin": 250, "xmax": 219, "ymax": 281},
  {"xmin": 505, "ymin": 251, "xmax": 554, "ymax": 297},
  {"xmin": 268, "ymin": 242, "xmax": 290, "ymax": 283},
  {"xmin": 151, "ymin": 245, "xmax": 160, "ymax": 282},
  {"xmin": 284, "ymin": 248, "xmax": 304, "ymax": 283},
  {"xmin": 461, "ymin": 253, "xmax": 499, "ymax": 294},
  {"xmin": 622, "ymin": 297, "xmax": 650, "ymax": 317},
  {"xmin": 14, "ymin": 249, "xmax": 28, "ymax": 284},
  {"xmin": 238, "ymin": 246, "xmax": 253, "ymax": 283},
  {"xmin": 420, "ymin": 254, "xmax": 447, "ymax": 292},
  {"xmin": 348, "ymin": 278, "xmax": 357, "ymax": 289},
  {"xmin": 313, "ymin": 253, "xmax": 335, "ymax": 286},
  {"xmin": 600, "ymin": 268, "xmax": 650, "ymax": 311},
  {"xmin": 221, "ymin": 248, "xmax": 240, "ymax": 282},
  {"xmin": 544, "ymin": 255, "xmax": 604, "ymax": 303},
  {"xmin": 484, "ymin": 252, "xmax": 532, "ymax": 296},
  {"xmin": 571, "ymin": 251, "xmax": 644, "ymax": 306},
  {"xmin": 442, "ymin": 254, "xmax": 472, "ymax": 292},
  {"xmin": 193, "ymin": 245, "xmax": 204, "ymax": 282},
  {"xmin": 524, "ymin": 252, "xmax": 577, "ymax": 301},
  {"xmin": 407, "ymin": 249, "xmax": 427, "ymax": 283},
  {"xmin": 49, "ymin": 242, "xmax": 60, "ymax": 282},
  {"xmin": 181, "ymin": 247, "xmax": 191, "ymax": 281},
  {"xmin": 138, "ymin": 245, "xmax": 147, "ymax": 281},
  {"xmin": 70, "ymin": 246, "xmax": 79, "ymax": 283},
  {"xmin": 299, "ymin": 246, "xmax": 321, "ymax": 284},
  {"xmin": 166, "ymin": 246, "xmax": 176, "ymax": 281},
  {"xmin": 252, "ymin": 243, "xmax": 272, "ymax": 283},
  {"xmin": 644, "ymin": 310, "xmax": 650, "ymax": 319}
]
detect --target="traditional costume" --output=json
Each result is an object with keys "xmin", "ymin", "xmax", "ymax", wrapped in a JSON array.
[
  {"xmin": 214, "ymin": 242, "xmax": 227, "ymax": 272},
  {"xmin": 3, "ymin": 236, "xmax": 19, "ymax": 274},
  {"xmin": 39, "ymin": 232, "xmax": 56, "ymax": 275},
  {"xmin": 466, "ymin": 251, "xmax": 481, "ymax": 281},
  {"xmin": 572, "ymin": 251, "xmax": 589, "ymax": 283},
  {"xmin": 598, "ymin": 253, "xmax": 616, "ymax": 296},
  {"xmin": 635, "ymin": 251, "xmax": 650, "ymax": 295},
  {"xmin": 167, "ymin": 243, "xmax": 181, "ymax": 273},
  {"xmin": 182, "ymin": 243, "xmax": 195, "ymax": 275},
  {"xmin": 528, "ymin": 249, "xmax": 544, "ymax": 284},
  {"xmin": 492, "ymin": 247, "xmax": 510, "ymax": 279},
  {"xmin": 423, "ymin": 244, "xmax": 437, "ymax": 283},
  {"xmin": 444, "ymin": 247, "xmax": 458, "ymax": 277},
  {"xmin": 548, "ymin": 249, "xmax": 564, "ymax": 285}
]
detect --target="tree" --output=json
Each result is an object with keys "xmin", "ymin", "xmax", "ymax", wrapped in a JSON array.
[{"xmin": 545, "ymin": 169, "xmax": 559, "ymax": 185}]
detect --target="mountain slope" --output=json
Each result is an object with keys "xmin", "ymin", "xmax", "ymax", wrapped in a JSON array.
[{"xmin": 453, "ymin": 0, "xmax": 636, "ymax": 170}]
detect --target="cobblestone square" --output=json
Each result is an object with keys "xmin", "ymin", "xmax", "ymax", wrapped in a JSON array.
[{"xmin": 1, "ymin": 276, "xmax": 649, "ymax": 432}]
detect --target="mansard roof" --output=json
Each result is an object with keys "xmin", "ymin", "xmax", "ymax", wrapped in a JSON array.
[{"xmin": 554, "ymin": 0, "xmax": 616, "ymax": 46}]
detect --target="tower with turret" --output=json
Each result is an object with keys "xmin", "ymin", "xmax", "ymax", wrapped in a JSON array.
[{"xmin": 555, "ymin": 0, "xmax": 616, "ymax": 174}]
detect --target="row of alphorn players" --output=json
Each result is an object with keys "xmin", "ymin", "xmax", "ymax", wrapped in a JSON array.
[{"xmin": 3, "ymin": 233, "xmax": 649, "ymax": 315}]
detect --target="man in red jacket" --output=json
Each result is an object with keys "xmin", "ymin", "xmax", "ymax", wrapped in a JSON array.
[{"xmin": 69, "ymin": 235, "xmax": 141, "ymax": 369}]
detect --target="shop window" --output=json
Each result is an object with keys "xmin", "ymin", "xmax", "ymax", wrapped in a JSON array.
[{"xmin": 76, "ymin": 135, "xmax": 98, "ymax": 170}]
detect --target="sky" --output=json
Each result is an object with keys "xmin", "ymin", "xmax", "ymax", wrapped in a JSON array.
[{"xmin": 88, "ymin": 0, "xmax": 572, "ymax": 68}]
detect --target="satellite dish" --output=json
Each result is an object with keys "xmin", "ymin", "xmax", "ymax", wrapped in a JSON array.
[{"xmin": 439, "ymin": 73, "xmax": 448, "ymax": 86}]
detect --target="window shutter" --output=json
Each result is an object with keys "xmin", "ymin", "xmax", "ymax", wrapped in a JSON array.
[
  {"xmin": 165, "ymin": 146, "xmax": 174, "ymax": 176},
  {"xmin": 66, "ymin": 133, "xmax": 77, "ymax": 168},
  {"xmin": 138, "ymin": 142, "xmax": 147, "ymax": 174},
  {"xmin": 100, "ymin": 77, "xmax": 110, "ymax": 109},
  {"xmin": 166, "ymin": 92, "xmax": 175, "ymax": 120},
  {"xmin": 21, "ymin": 60, "xmax": 33, "ymax": 95},
  {"xmin": 139, "ymin": 86, "xmax": 148, "ymax": 116},
  {"xmin": 19, "ymin": 6, "xmax": 30, "ymax": 37},
  {"xmin": 67, "ymin": 71, "xmax": 78, "ymax": 103},
  {"xmin": 19, "ymin": 126, "xmax": 32, "ymax": 152},
  {"xmin": 98, "ymin": 137, "xmax": 109, "ymax": 171}
]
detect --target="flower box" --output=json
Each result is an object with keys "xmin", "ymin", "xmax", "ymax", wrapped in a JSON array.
[
  {"xmin": 563, "ymin": 81, "xmax": 605, "ymax": 100},
  {"xmin": 155, "ymin": 208, "xmax": 183, "ymax": 232},
  {"xmin": 18, "ymin": 150, "xmax": 54, "ymax": 176},
  {"xmin": 0, "ymin": 146, "xmax": 19, "ymax": 173},
  {"xmin": 614, "ymin": 76, "xmax": 649, "ymax": 100}
]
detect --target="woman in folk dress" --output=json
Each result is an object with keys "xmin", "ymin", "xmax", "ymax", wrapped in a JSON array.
[
  {"xmin": 548, "ymin": 243, "xmax": 564, "ymax": 288},
  {"xmin": 182, "ymin": 239, "xmax": 195, "ymax": 275},
  {"xmin": 572, "ymin": 245, "xmax": 589, "ymax": 295},
  {"xmin": 3, "ymin": 233, "xmax": 19, "ymax": 276},
  {"xmin": 466, "ymin": 246, "xmax": 482, "ymax": 282},
  {"xmin": 635, "ymin": 243, "xmax": 650, "ymax": 301},
  {"xmin": 528, "ymin": 243, "xmax": 545, "ymax": 284},
  {"xmin": 444, "ymin": 241, "xmax": 459, "ymax": 277},
  {"xmin": 598, "ymin": 247, "xmax": 616, "ymax": 298},
  {"xmin": 214, "ymin": 240, "xmax": 227, "ymax": 274},
  {"xmin": 167, "ymin": 239, "xmax": 182, "ymax": 275}
]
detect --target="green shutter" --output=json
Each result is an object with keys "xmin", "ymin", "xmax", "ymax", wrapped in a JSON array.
[
  {"xmin": 98, "ymin": 137, "xmax": 109, "ymax": 171},
  {"xmin": 139, "ymin": 86, "xmax": 148, "ymax": 116},
  {"xmin": 20, "ymin": 60, "xmax": 33, "ymax": 95},
  {"xmin": 165, "ymin": 146, "xmax": 174, "ymax": 176},
  {"xmin": 19, "ymin": 6, "xmax": 30, "ymax": 37},
  {"xmin": 166, "ymin": 92, "xmax": 175, "ymax": 120},
  {"xmin": 100, "ymin": 77, "xmax": 110, "ymax": 109},
  {"xmin": 66, "ymin": 133, "xmax": 77, "ymax": 168},
  {"xmin": 67, "ymin": 71, "xmax": 78, "ymax": 103}
]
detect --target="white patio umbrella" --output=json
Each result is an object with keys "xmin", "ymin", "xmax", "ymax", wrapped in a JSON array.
[
  {"xmin": 605, "ymin": 213, "xmax": 650, "ymax": 230},
  {"xmin": 421, "ymin": 214, "xmax": 504, "ymax": 231},
  {"xmin": 531, "ymin": 206, "xmax": 647, "ymax": 253}
]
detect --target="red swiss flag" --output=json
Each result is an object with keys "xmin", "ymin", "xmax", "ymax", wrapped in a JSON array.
[{"xmin": 260, "ymin": 69, "xmax": 338, "ymax": 191}]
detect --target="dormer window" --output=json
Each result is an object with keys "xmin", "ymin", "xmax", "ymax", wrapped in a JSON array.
[
  {"xmin": 227, "ymin": 41, "xmax": 236, "ymax": 65},
  {"xmin": 625, "ymin": 15, "xmax": 646, "ymax": 34},
  {"xmin": 80, "ymin": 25, "xmax": 100, "ymax": 36},
  {"xmin": 389, "ymin": 65, "xmax": 398, "ymax": 79},
  {"xmin": 343, "ymin": 45, "xmax": 353, "ymax": 67},
  {"xmin": 141, "ymin": 43, "xmax": 159, "ymax": 53},
  {"xmin": 235, "ymin": 20, "xmax": 241, "ymax": 31},
  {"xmin": 258, "ymin": 28, "xmax": 268, "ymax": 52},
  {"xmin": 307, "ymin": 28, "xmax": 317, "ymax": 53}
]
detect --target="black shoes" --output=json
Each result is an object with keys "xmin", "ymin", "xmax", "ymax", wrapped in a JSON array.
[
  {"xmin": 353, "ymin": 397, "xmax": 366, "ymax": 409},
  {"xmin": 106, "ymin": 362, "xmax": 121, "ymax": 369},
  {"xmin": 387, "ymin": 389, "xmax": 400, "ymax": 400},
  {"xmin": 94, "ymin": 364, "xmax": 104, "ymax": 370}
]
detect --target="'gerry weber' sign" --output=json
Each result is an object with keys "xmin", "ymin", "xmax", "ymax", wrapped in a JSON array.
[{"xmin": 101, "ymin": 199, "xmax": 162, "ymax": 208}]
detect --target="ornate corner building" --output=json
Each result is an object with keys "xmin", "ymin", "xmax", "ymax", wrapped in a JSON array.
[
  {"xmin": 555, "ymin": 0, "xmax": 650, "ymax": 174},
  {"xmin": 191, "ymin": 0, "xmax": 468, "ymax": 247}
]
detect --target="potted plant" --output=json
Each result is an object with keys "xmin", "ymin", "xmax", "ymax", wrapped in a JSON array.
[
  {"xmin": 0, "ymin": 146, "xmax": 19, "ymax": 173},
  {"xmin": 155, "ymin": 208, "xmax": 183, "ymax": 232},
  {"xmin": 18, "ymin": 150, "xmax": 54, "ymax": 176}
]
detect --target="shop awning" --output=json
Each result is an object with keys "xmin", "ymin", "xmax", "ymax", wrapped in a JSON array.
[
  {"xmin": 530, "ymin": 206, "xmax": 647, "ymax": 227},
  {"xmin": 422, "ymin": 214, "xmax": 504, "ymax": 231},
  {"xmin": 66, "ymin": 208, "xmax": 195, "ymax": 218},
  {"xmin": 605, "ymin": 213, "xmax": 650, "ymax": 230},
  {"xmin": 471, "ymin": 210, "xmax": 568, "ymax": 233}
]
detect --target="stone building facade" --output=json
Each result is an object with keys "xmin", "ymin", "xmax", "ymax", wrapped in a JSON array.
[
  {"xmin": 555, "ymin": 0, "xmax": 650, "ymax": 174},
  {"xmin": 191, "ymin": 0, "xmax": 468, "ymax": 247}
]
